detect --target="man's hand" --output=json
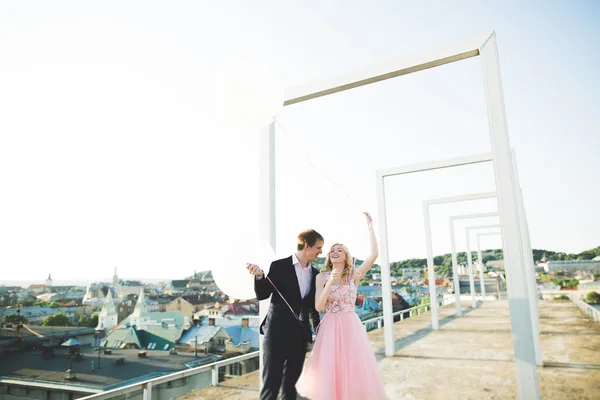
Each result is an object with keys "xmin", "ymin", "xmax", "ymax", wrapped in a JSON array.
[{"xmin": 246, "ymin": 263, "xmax": 264, "ymax": 278}]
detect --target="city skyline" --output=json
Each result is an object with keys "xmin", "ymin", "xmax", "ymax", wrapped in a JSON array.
[{"xmin": 1, "ymin": 1, "xmax": 599, "ymax": 281}]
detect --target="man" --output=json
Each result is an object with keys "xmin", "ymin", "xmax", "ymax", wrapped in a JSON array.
[{"xmin": 247, "ymin": 229, "xmax": 323, "ymax": 400}]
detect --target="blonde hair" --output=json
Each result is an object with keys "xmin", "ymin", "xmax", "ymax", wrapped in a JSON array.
[{"xmin": 324, "ymin": 243, "xmax": 354, "ymax": 283}]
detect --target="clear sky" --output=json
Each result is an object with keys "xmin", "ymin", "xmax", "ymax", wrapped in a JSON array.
[{"xmin": 0, "ymin": 1, "xmax": 598, "ymax": 284}]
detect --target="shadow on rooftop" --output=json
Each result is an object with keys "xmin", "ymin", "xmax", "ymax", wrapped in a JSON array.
[
  {"xmin": 372, "ymin": 304, "xmax": 479, "ymax": 359},
  {"xmin": 543, "ymin": 362, "xmax": 600, "ymax": 371},
  {"xmin": 391, "ymin": 354, "xmax": 514, "ymax": 363}
]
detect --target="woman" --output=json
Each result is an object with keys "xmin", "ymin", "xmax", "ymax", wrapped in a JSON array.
[{"xmin": 296, "ymin": 212, "xmax": 387, "ymax": 400}]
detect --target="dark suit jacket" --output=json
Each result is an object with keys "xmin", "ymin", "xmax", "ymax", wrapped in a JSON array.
[{"xmin": 254, "ymin": 256, "xmax": 321, "ymax": 343}]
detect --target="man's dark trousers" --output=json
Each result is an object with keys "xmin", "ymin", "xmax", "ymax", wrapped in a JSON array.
[{"xmin": 254, "ymin": 256, "xmax": 320, "ymax": 400}]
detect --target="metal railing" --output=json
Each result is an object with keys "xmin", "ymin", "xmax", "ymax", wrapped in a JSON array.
[
  {"xmin": 78, "ymin": 350, "xmax": 259, "ymax": 400},
  {"xmin": 569, "ymin": 294, "xmax": 600, "ymax": 323},
  {"xmin": 361, "ymin": 294, "xmax": 456, "ymax": 330},
  {"xmin": 79, "ymin": 294, "xmax": 456, "ymax": 400}
]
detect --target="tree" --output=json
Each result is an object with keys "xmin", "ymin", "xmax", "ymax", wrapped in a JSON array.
[
  {"xmin": 483, "ymin": 254, "xmax": 497, "ymax": 263},
  {"xmin": 88, "ymin": 313, "xmax": 99, "ymax": 328},
  {"xmin": 417, "ymin": 296, "xmax": 430, "ymax": 313},
  {"xmin": 78, "ymin": 315, "xmax": 89, "ymax": 327},
  {"xmin": 42, "ymin": 313, "xmax": 71, "ymax": 327},
  {"xmin": 553, "ymin": 280, "xmax": 563, "ymax": 287},
  {"xmin": 579, "ymin": 246, "xmax": 600, "ymax": 259},
  {"xmin": 553, "ymin": 295, "xmax": 570, "ymax": 301},
  {"xmin": 3, "ymin": 314, "xmax": 28, "ymax": 325},
  {"xmin": 585, "ymin": 291, "xmax": 600, "ymax": 304}
]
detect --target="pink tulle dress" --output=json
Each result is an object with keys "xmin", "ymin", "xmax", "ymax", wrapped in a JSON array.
[{"xmin": 296, "ymin": 271, "xmax": 387, "ymax": 400}]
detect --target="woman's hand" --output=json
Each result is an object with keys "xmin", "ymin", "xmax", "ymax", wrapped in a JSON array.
[
  {"xmin": 328, "ymin": 269, "xmax": 342, "ymax": 284},
  {"xmin": 364, "ymin": 211, "xmax": 373, "ymax": 227},
  {"xmin": 353, "ymin": 211, "xmax": 378, "ymax": 287}
]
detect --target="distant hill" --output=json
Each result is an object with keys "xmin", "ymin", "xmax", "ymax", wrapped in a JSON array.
[
  {"xmin": 531, "ymin": 246, "xmax": 600, "ymax": 262},
  {"xmin": 314, "ymin": 245, "xmax": 600, "ymax": 278}
]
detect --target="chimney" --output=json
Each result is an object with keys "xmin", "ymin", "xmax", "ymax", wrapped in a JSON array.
[
  {"xmin": 65, "ymin": 364, "xmax": 76, "ymax": 381},
  {"xmin": 208, "ymin": 318, "xmax": 215, "ymax": 326},
  {"xmin": 241, "ymin": 318, "xmax": 249, "ymax": 328}
]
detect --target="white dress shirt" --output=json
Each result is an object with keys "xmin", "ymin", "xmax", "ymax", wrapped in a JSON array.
[
  {"xmin": 256, "ymin": 254, "xmax": 312, "ymax": 321},
  {"xmin": 292, "ymin": 253, "xmax": 313, "ymax": 300}
]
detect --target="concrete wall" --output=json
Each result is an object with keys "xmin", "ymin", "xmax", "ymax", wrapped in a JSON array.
[
  {"xmin": 0, "ymin": 384, "xmax": 96, "ymax": 400},
  {"xmin": 165, "ymin": 298, "xmax": 195, "ymax": 317},
  {"xmin": 459, "ymin": 279, "xmax": 502, "ymax": 294},
  {"xmin": 0, "ymin": 370, "xmax": 214, "ymax": 400},
  {"xmin": 154, "ymin": 371, "xmax": 212, "ymax": 400}
]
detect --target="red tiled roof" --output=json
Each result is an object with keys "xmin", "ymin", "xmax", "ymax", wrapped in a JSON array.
[
  {"xmin": 29, "ymin": 284, "xmax": 45, "ymax": 289},
  {"xmin": 223, "ymin": 302, "xmax": 259, "ymax": 316},
  {"xmin": 234, "ymin": 300, "xmax": 257, "ymax": 307},
  {"xmin": 391, "ymin": 293, "xmax": 405, "ymax": 306},
  {"xmin": 355, "ymin": 294, "xmax": 365, "ymax": 308},
  {"xmin": 424, "ymin": 278, "xmax": 446, "ymax": 286}
]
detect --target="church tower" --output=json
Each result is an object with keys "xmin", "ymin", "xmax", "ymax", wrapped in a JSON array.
[{"xmin": 97, "ymin": 289, "xmax": 119, "ymax": 330}]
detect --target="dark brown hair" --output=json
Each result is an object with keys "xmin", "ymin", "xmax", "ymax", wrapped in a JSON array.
[{"xmin": 297, "ymin": 229, "xmax": 324, "ymax": 251}]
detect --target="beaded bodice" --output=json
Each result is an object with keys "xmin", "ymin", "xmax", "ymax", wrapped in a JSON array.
[{"xmin": 323, "ymin": 271, "xmax": 357, "ymax": 314}]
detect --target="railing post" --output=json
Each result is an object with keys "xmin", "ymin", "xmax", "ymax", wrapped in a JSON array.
[
  {"xmin": 212, "ymin": 365, "xmax": 219, "ymax": 386},
  {"xmin": 143, "ymin": 382, "xmax": 152, "ymax": 400},
  {"xmin": 400, "ymin": 313, "xmax": 404, "ymax": 321},
  {"xmin": 378, "ymin": 319, "xmax": 382, "ymax": 329}
]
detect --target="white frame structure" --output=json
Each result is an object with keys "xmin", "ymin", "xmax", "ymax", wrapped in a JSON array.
[
  {"xmin": 511, "ymin": 150, "xmax": 542, "ymax": 367},
  {"xmin": 450, "ymin": 212, "xmax": 499, "ymax": 313},
  {"xmin": 258, "ymin": 122, "xmax": 276, "ymax": 383},
  {"xmin": 423, "ymin": 189, "xmax": 497, "ymax": 330},
  {"xmin": 476, "ymin": 230, "xmax": 503, "ymax": 300},
  {"xmin": 466, "ymin": 224, "xmax": 502, "ymax": 301},
  {"xmin": 260, "ymin": 32, "xmax": 540, "ymax": 398}
]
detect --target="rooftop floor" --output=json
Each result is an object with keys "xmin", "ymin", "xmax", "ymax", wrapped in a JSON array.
[{"xmin": 180, "ymin": 300, "xmax": 600, "ymax": 399}]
